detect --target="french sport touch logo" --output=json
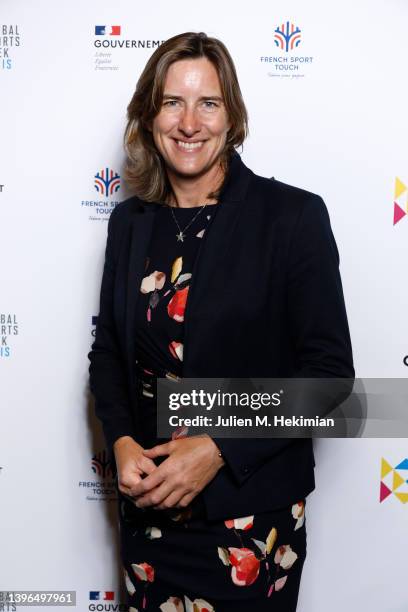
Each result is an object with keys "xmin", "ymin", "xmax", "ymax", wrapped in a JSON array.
[
  {"xmin": 81, "ymin": 167, "xmax": 120, "ymax": 220},
  {"xmin": 274, "ymin": 22, "xmax": 302, "ymax": 52},
  {"xmin": 393, "ymin": 177, "xmax": 408, "ymax": 225},
  {"xmin": 95, "ymin": 26, "xmax": 121, "ymax": 36},
  {"xmin": 94, "ymin": 168, "xmax": 121, "ymax": 197},
  {"xmin": 380, "ymin": 458, "xmax": 408, "ymax": 504},
  {"xmin": 91, "ymin": 450, "xmax": 114, "ymax": 480},
  {"xmin": 260, "ymin": 21, "xmax": 312, "ymax": 78},
  {"xmin": 78, "ymin": 449, "xmax": 116, "ymax": 500}
]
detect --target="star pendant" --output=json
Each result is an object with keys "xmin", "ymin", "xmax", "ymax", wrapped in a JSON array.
[{"xmin": 176, "ymin": 231, "xmax": 185, "ymax": 242}]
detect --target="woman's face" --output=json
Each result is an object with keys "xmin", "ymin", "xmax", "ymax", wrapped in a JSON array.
[{"xmin": 151, "ymin": 57, "xmax": 231, "ymax": 180}]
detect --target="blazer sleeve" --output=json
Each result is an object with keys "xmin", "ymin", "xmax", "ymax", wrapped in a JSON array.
[
  {"xmin": 87, "ymin": 205, "xmax": 136, "ymax": 465},
  {"xmin": 212, "ymin": 194, "xmax": 355, "ymax": 486}
]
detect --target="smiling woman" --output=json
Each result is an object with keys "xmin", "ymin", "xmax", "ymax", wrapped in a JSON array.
[
  {"xmin": 123, "ymin": 32, "xmax": 248, "ymax": 205},
  {"xmin": 88, "ymin": 30, "xmax": 354, "ymax": 612},
  {"xmin": 149, "ymin": 57, "xmax": 232, "ymax": 207}
]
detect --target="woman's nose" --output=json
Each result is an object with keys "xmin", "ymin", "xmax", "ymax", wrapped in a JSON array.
[{"xmin": 178, "ymin": 107, "xmax": 201, "ymax": 135}]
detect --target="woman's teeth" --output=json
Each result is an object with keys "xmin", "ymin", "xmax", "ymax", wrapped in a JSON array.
[{"xmin": 176, "ymin": 140, "xmax": 204, "ymax": 150}]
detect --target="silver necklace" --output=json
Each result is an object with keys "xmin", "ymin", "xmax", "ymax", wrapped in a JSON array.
[{"xmin": 167, "ymin": 203, "xmax": 209, "ymax": 242}]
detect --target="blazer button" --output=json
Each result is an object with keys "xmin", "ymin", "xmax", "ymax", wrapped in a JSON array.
[{"xmin": 243, "ymin": 467, "xmax": 249, "ymax": 473}]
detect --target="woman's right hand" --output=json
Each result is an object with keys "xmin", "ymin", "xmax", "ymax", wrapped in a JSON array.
[{"xmin": 113, "ymin": 436, "xmax": 158, "ymax": 500}]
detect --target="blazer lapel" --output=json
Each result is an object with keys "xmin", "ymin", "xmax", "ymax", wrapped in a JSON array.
[
  {"xmin": 182, "ymin": 152, "xmax": 254, "ymax": 373},
  {"xmin": 125, "ymin": 203, "xmax": 159, "ymax": 370}
]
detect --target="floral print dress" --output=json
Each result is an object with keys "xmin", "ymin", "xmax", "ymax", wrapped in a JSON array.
[
  {"xmin": 116, "ymin": 203, "xmax": 308, "ymax": 611},
  {"xmin": 133, "ymin": 202, "xmax": 216, "ymax": 450},
  {"xmin": 135, "ymin": 203, "xmax": 213, "ymax": 380}
]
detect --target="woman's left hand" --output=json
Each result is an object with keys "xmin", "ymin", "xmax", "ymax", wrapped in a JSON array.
[{"xmin": 127, "ymin": 435, "xmax": 225, "ymax": 509}]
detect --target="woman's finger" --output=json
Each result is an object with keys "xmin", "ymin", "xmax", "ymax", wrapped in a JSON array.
[
  {"xmin": 136, "ymin": 480, "xmax": 175, "ymax": 508},
  {"xmin": 142, "ymin": 441, "xmax": 173, "ymax": 457},
  {"xmin": 154, "ymin": 488, "xmax": 187, "ymax": 510},
  {"xmin": 176, "ymin": 492, "xmax": 195, "ymax": 509},
  {"xmin": 139, "ymin": 455, "xmax": 158, "ymax": 474}
]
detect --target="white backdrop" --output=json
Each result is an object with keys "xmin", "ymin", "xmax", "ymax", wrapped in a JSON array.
[{"xmin": 1, "ymin": 0, "xmax": 408, "ymax": 610}]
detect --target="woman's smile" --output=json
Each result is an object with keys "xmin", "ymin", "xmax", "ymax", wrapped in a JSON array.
[{"xmin": 172, "ymin": 138, "xmax": 207, "ymax": 153}]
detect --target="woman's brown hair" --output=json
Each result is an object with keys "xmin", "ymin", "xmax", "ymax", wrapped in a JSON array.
[{"xmin": 123, "ymin": 31, "xmax": 249, "ymax": 204}]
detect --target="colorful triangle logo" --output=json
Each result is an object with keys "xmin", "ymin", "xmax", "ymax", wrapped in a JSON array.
[
  {"xmin": 380, "ymin": 458, "xmax": 408, "ymax": 503},
  {"xmin": 392, "ymin": 469, "xmax": 405, "ymax": 491},
  {"xmin": 395, "ymin": 177, "xmax": 407, "ymax": 200},
  {"xmin": 394, "ymin": 492, "xmax": 408, "ymax": 504},
  {"xmin": 380, "ymin": 480, "xmax": 392, "ymax": 502},
  {"xmin": 393, "ymin": 202, "xmax": 406, "ymax": 225},
  {"xmin": 381, "ymin": 457, "xmax": 393, "ymax": 478}
]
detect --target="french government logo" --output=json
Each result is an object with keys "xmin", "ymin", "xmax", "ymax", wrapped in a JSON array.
[
  {"xmin": 93, "ymin": 25, "xmax": 164, "ymax": 72},
  {"xmin": 95, "ymin": 26, "xmax": 121, "ymax": 36},
  {"xmin": 88, "ymin": 591, "xmax": 127, "ymax": 611}
]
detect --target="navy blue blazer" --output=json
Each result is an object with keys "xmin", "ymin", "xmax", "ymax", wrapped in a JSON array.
[{"xmin": 87, "ymin": 151, "xmax": 354, "ymax": 520}]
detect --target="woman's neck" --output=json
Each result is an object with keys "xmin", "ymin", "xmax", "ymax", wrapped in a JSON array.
[{"xmin": 166, "ymin": 161, "xmax": 225, "ymax": 208}]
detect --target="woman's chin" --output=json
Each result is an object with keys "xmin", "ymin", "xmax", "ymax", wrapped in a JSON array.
[{"xmin": 167, "ymin": 160, "xmax": 211, "ymax": 179}]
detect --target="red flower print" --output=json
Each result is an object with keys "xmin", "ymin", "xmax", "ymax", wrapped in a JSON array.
[
  {"xmin": 228, "ymin": 547, "xmax": 260, "ymax": 586},
  {"xmin": 167, "ymin": 286, "xmax": 189, "ymax": 322},
  {"xmin": 184, "ymin": 595, "xmax": 215, "ymax": 611},
  {"xmin": 291, "ymin": 500, "xmax": 305, "ymax": 530},
  {"xmin": 169, "ymin": 341, "xmax": 183, "ymax": 361},
  {"xmin": 131, "ymin": 561, "xmax": 155, "ymax": 582},
  {"xmin": 274, "ymin": 575, "xmax": 288, "ymax": 591},
  {"xmin": 123, "ymin": 568, "xmax": 135, "ymax": 595},
  {"xmin": 274, "ymin": 544, "xmax": 298, "ymax": 570},
  {"xmin": 140, "ymin": 270, "xmax": 166, "ymax": 294},
  {"xmin": 171, "ymin": 256, "xmax": 183, "ymax": 283},
  {"xmin": 159, "ymin": 595, "xmax": 184, "ymax": 611},
  {"xmin": 224, "ymin": 516, "xmax": 254, "ymax": 530}
]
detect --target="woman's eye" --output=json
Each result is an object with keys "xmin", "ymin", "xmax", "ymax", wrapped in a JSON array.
[{"xmin": 163, "ymin": 100, "xmax": 218, "ymax": 108}]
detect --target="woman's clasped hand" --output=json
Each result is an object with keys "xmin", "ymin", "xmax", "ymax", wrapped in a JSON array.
[{"xmin": 114, "ymin": 434, "xmax": 225, "ymax": 510}]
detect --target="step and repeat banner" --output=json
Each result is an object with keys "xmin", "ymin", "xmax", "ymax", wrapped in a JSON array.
[{"xmin": 1, "ymin": 0, "xmax": 407, "ymax": 610}]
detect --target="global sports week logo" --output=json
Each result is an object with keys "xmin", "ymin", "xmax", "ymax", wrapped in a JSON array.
[
  {"xmin": 1, "ymin": 314, "xmax": 19, "ymax": 358},
  {"xmin": 93, "ymin": 25, "xmax": 165, "ymax": 72},
  {"xmin": 260, "ymin": 21, "xmax": 314, "ymax": 79},
  {"xmin": 0, "ymin": 25, "xmax": 21, "ymax": 70},
  {"xmin": 81, "ymin": 167, "xmax": 121, "ymax": 222}
]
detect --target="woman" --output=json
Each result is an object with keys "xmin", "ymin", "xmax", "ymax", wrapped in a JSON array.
[{"xmin": 88, "ymin": 31, "xmax": 354, "ymax": 611}]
